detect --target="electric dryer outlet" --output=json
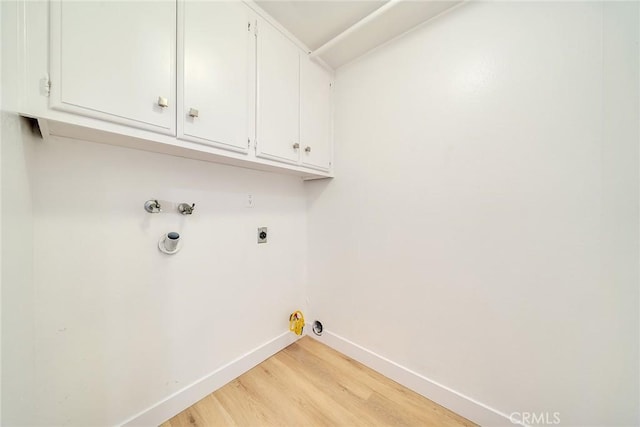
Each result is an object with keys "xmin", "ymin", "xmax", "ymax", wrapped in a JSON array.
[{"xmin": 257, "ymin": 227, "xmax": 268, "ymax": 244}]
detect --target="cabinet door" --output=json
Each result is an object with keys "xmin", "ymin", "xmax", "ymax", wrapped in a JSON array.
[
  {"xmin": 256, "ymin": 19, "xmax": 300, "ymax": 164},
  {"xmin": 300, "ymin": 57, "xmax": 332, "ymax": 171},
  {"xmin": 179, "ymin": 1, "xmax": 254, "ymax": 152},
  {"xmin": 50, "ymin": 1, "xmax": 176, "ymax": 134}
]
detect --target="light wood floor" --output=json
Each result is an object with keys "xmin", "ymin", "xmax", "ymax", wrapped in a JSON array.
[{"xmin": 161, "ymin": 336, "xmax": 476, "ymax": 427}]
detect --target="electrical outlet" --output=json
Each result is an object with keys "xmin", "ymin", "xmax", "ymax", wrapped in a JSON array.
[
  {"xmin": 257, "ymin": 227, "xmax": 267, "ymax": 244},
  {"xmin": 246, "ymin": 194, "xmax": 254, "ymax": 208}
]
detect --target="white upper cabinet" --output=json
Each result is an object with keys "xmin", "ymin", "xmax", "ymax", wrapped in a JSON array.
[
  {"xmin": 50, "ymin": 1, "xmax": 176, "ymax": 134},
  {"xmin": 29, "ymin": 1, "xmax": 332, "ymax": 178},
  {"xmin": 300, "ymin": 56, "xmax": 332, "ymax": 171},
  {"xmin": 256, "ymin": 18, "xmax": 301, "ymax": 165},
  {"xmin": 179, "ymin": 1, "xmax": 254, "ymax": 153}
]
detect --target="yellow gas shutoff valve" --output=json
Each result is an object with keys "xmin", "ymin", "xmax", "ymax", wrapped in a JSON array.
[{"xmin": 289, "ymin": 310, "xmax": 305, "ymax": 336}]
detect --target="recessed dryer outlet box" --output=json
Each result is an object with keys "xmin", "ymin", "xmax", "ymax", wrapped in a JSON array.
[{"xmin": 257, "ymin": 227, "xmax": 267, "ymax": 244}]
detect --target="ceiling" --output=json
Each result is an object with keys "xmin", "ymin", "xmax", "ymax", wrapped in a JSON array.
[
  {"xmin": 254, "ymin": 0, "xmax": 462, "ymax": 69},
  {"xmin": 255, "ymin": 1, "xmax": 388, "ymax": 51}
]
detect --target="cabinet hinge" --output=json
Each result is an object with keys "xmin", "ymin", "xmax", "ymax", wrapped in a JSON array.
[
  {"xmin": 40, "ymin": 77, "xmax": 51, "ymax": 97},
  {"xmin": 248, "ymin": 22, "xmax": 251, "ymax": 32},
  {"xmin": 247, "ymin": 137, "xmax": 251, "ymax": 148}
]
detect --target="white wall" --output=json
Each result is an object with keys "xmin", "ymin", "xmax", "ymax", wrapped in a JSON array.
[
  {"xmin": 1, "ymin": 1, "xmax": 37, "ymax": 425},
  {"xmin": 0, "ymin": 117, "xmax": 37, "ymax": 426},
  {"xmin": 26, "ymin": 135, "xmax": 307, "ymax": 426},
  {"xmin": 307, "ymin": 2, "xmax": 639, "ymax": 425}
]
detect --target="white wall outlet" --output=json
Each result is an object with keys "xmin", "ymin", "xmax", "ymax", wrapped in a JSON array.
[{"xmin": 246, "ymin": 194, "xmax": 254, "ymax": 208}]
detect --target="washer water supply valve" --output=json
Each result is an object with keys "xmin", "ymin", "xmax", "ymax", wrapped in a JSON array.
[
  {"xmin": 144, "ymin": 199, "xmax": 196, "ymax": 215},
  {"xmin": 178, "ymin": 203, "xmax": 195, "ymax": 215},
  {"xmin": 144, "ymin": 199, "xmax": 162, "ymax": 213}
]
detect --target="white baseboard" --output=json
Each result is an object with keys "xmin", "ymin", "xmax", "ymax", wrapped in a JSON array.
[
  {"xmin": 312, "ymin": 331, "xmax": 520, "ymax": 427},
  {"xmin": 119, "ymin": 331, "xmax": 299, "ymax": 427}
]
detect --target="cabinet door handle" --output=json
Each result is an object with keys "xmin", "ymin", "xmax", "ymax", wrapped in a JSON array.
[
  {"xmin": 188, "ymin": 108, "xmax": 199, "ymax": 118},
  {"xmin": 158, "ymin": 96, "xmax": 169, "ymax": 108},
  {"xmin": 292, "ymin": 143, "xmax": 300, "ymax": 149},
  {"xmin": 305, "ymin": 146, "xmax": 311, "ymax": 153}
]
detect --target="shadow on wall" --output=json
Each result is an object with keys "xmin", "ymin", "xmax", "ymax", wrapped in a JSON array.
[{"xmin": 304, "ymin": 177, "xmax": 333, "ymax": 209}]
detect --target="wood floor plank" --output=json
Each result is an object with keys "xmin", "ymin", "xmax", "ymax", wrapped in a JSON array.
[{"xmin": 161, "ymin": 336, "xmax": 476, "ymax": 427}]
